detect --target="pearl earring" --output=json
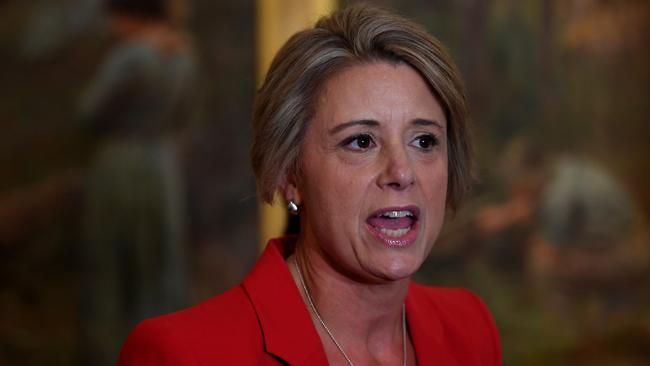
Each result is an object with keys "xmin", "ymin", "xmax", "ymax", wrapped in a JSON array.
[{"xmin": 287, "ymin": 200, "xmax": 299, "ymax": 214}]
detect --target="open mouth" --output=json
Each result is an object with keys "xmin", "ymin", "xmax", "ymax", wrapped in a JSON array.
[{"xmin": 366, "ymin": 206, "xmax": 420, "ymax": 246}]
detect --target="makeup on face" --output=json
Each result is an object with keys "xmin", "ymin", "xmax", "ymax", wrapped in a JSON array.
[{"xmin": 293, "ymin": 62, "xmax": 448, "ymax": 281}]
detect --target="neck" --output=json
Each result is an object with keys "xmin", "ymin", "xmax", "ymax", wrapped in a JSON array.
[{"xmin": 288, "ymin": 237, "xmax": 410, "ymax": 363}]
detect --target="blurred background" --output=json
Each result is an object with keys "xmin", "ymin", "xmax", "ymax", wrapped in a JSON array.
[{"xmin": 0, "ymin": 0, "xmax": 648, "ymax": 365}]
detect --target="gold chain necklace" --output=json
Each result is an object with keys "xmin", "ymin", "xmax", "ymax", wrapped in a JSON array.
[{"xmin": 293, "ymin": 259, "xmax": 407, "ymax": 366}]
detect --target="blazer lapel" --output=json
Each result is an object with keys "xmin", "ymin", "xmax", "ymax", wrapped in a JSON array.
[
  {"xmin": 406, "ymin": 283, "xmax": 462, "ymax": 366},
  {"xmin": 242, "ymin": 238, "xmax": 329, "ymax": 366}
]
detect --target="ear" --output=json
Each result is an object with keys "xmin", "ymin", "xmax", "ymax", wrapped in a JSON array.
[{"xmin": 280, "ymin": 169, "xmax": 302, "ymax": 206}]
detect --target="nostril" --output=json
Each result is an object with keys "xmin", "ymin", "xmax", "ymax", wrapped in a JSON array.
[
  {"xmin": 378, "ymin": 166, "xmax": 415, "ymax": 190},
  {"xmin": 386, "ymin": 178, "xmax": 413, "ymax": 191}
]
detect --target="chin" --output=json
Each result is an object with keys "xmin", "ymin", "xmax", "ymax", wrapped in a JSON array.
[
  {"xmin": 358, "ymin": 232, "xmax": 432, "ymax": 281},
  {"xmin": 374, "ymin": 254, "xmax": 424, "ymax": 281}
]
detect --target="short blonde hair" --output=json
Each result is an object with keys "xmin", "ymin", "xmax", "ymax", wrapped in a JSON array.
[{"xmin": 252, "ymin": 4, "xmax": 473, "ymax": 210}]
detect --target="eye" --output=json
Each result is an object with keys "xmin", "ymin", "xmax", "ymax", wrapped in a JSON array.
[
  {"xmin": 342, "ymin": 134, "xmax": 375, "ymax": 151},
  {"xmin": 410, "ymin": 134, "xmax": 439, "ymax": 150}
]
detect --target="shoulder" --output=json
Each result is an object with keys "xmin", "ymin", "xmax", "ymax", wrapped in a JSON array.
[
  {"xmin": 409, "ymin": 284, "xmax": 502, "ymax": 365},
  {"xmin": 118, "ymin": 285, "xmax": 264, "ymax": 366}
]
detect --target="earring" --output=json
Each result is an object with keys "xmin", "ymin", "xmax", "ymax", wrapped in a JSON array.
[{"xmin": 287, "ymin": 200, "xmax": 299, "ymax": 214}]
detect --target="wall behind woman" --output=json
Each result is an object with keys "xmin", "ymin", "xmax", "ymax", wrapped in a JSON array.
[{"xmin": 0, "ymin": 0, "xmax": 648, "ymax": 365}]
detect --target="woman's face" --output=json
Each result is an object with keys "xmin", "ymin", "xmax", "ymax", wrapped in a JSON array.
[{"xmin": 290, "ymin": 62, "xmax": 448, "ymax": 283}]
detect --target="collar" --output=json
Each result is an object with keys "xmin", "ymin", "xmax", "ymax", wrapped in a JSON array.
[
  {"xmin": 242, "ymin": 236, "xmax": 328, "ymax": 365},
  {"xmin": 243, "ymin": 236, "xmax": 461, "ymax": 365}
]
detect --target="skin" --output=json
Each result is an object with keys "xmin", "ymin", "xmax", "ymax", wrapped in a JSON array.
[{"xmin": 284, "ymin": 62, "xmax": 448, "ymax": 365}]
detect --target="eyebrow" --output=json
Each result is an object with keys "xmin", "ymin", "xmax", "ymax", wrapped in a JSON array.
[
  {"xmin": 413, "ymin": 118, "xmax": 444, "ymax": 130},
  {"xmin": 328, "ymin": 119, "xmax": 379, "ymax": 135},
  {"xmin": 328, "ymin": 118, "xmax": 444, "ymax": 135}
]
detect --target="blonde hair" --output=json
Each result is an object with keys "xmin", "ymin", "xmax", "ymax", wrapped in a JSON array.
[{"xmin": 252, "ymin": 4, "xmax": 473, "ymax": 210}]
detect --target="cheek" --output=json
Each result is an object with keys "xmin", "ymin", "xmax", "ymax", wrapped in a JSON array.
[
  {"xmin": 421, "ymin": 162, "xmax": 448, "ymax": 211},
  {"xmin": 419, "ymin": 170, "xmax": 448, "ymax": 248},
  {"xmin": 300, "ymin": 167, "xmax": 369, "ymax": 251},
  {"xmin": 320, "ymin": 168, "xmax": 368, "ymax": 214},
  {"xmin": 302, "ymin": 157, "xmax": 366, "ymax": 214}
]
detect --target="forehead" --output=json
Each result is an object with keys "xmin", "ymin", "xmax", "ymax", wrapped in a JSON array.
[{"xmin": 313, "ymin": 62, "xmax": 446, "ymax": 129}]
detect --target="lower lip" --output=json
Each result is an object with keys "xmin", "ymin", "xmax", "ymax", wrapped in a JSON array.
[{"xmin": 365, "ymin": 220, "xmax": 419, "ymax": 247}]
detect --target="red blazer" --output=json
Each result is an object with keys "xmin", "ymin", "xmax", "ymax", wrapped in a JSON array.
[{"xmin": 118, "ymin": 237, "xmax": 502, "ymax": 365}]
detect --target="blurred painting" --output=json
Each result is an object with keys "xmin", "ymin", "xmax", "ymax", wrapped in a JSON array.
[{"xmin": 0, "ymin": 0, "xmax": 648, "ymax": 365}]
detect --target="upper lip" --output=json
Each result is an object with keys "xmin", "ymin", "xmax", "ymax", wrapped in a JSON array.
[{"xmin": 368, "ymin": 205, "xmax": 420, "ymax": 220}]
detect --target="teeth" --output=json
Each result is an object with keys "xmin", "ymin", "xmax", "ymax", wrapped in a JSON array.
[
  {"xmin": 382, "ymin": 210, "xmax": 413, "ymax": 218},
  {"xmin": 379, "ymin": 226, "xmax": 411, "ymax": 237}
]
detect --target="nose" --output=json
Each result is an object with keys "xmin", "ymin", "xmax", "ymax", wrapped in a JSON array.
[{"xmin": 377, "ymin": 144, "xmax": 415, "ymax": 191}]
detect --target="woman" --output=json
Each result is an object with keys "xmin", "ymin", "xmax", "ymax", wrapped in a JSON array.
[
  {"xmin": 119, "ymin": 5, "xmax": 501, "ymax": 365},
  {"xmin": 81, "ymin": 0, "xmax": 195, "ymax": 364}
]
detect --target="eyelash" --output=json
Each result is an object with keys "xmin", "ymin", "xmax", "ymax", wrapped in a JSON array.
[
  {"xmin": 411, "ymin": 134, "xmax": 439, "ymax": 150},
  {"xmin": 341, "ymin": 134, "xmax": 375, "ymax": 151},
  {"xmin": 340, "ymin": 133, "xmax": 439, "ymax": 151}
]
